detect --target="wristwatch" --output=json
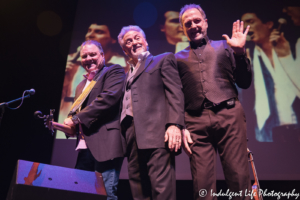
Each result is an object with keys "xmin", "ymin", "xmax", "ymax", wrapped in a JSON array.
[{"xmin": 71, "ymin": 115, "xmax": 81, "ymax": 124}]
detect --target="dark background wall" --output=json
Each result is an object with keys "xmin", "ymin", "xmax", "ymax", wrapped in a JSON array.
[{"xmin": 0, "ymin": 0, "xmax": 78, "ymax": 199}]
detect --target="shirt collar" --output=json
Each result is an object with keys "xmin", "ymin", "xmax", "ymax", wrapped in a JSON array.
[
  {"xmin": 127, "ymin": 51, "xmax": 150, "ymax": 69},
  {"xmin": 190, "ymin": 36, "xmax": 209, "ymax": 49},
  {"xmin": 83, "ymin": 68, "xmax": 100, "ymax": 81}
]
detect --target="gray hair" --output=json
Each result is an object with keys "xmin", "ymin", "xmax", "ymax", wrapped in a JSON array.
[
  {"xmin": 179, "ymin": 4, "xmax": 206, "ymax": 27},
  {"xmin": 81, "ymin": 40, "xmax": 104, "ymax": 54},
  {"xmin": 80, "ymin": 40, "xmax": 105, "ymax": 63},
  {"xmin": 118, "ymin": 25, "xmax": 147, "ymax": 49}
]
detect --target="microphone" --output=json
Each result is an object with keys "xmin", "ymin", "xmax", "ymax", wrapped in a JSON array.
[
  {"xmin": 25, "ymin": 89, "xmax": 35, "ymax": 95},
  {"xmin": 246, "ymin": 34, "xmax": 252, "ymax": 42},
  {"xmin": 277, "ymin": 18, "xmax": 287, "ymax": 31},
  {"xmin": 272, "ymin": 18, "xmax": 287, "ymax": 46}
]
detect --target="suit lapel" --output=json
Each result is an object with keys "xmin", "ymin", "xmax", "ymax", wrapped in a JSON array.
[
  {"xmin": 94, "ymin": 65, "xmax": 108, "ymax": 81},
  {"xmin": 75, "ymin": 66, "xmax": 107, "ymax": 103},
  {"xmin": 133, "ymin": 54, "xmax": 153, "ymax": 82},
  {"xmin": 74, "ymin": 79, "xmax": 87, "ymax": 101},
  {"xmin": 123, "ymin": 72, "xmax": 129, "ymax": 93}
]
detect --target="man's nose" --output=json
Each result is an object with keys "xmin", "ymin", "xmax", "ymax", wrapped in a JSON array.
[
  {"xmin": 86, "ymin": 31, "xmax": 94, "ymax": 39},
  {"xmin": 132, "ymin": 39, "xmax": 138, "ymax": 45},
  {"xmin": 86, "ymin": 55, "xmax": 92, "ymax": 60},
  {"xmin": 191, "ymin": 22, "xmax": 196, "ymax": 28}
]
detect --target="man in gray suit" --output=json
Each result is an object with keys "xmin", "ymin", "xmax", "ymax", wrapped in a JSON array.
[{"xmin": 118, "ymin": 25, "xmax": 184, "ymax": 200}]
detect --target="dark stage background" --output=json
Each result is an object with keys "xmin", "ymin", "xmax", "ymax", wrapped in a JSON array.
[{"xmin": 0, "ymin": 0, "xmax": 300, "ymax": 199}]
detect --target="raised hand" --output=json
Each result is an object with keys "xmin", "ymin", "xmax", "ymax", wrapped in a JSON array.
[
  {"xmin": 222, "ymin": 20, "xmax": 250, "ymax": 55},
  {"xmin": 269, "ymin": 29, "xmax": 291, "ymax": 57}
]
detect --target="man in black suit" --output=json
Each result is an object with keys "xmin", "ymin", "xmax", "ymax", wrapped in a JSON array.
[
  {"xmin": 175, "ymin": 4, "xmax": 252, "ymax": 200},
  {"xmin": 117, "ymin": 25, "xmax": 184, "ymax": 200},
  {"xmin": 63, "ymin": 40, "xmax": 126, "ymax": 200}
]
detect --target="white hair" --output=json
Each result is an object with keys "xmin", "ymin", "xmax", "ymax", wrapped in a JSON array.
[{"xmin": 117, "ymin": 25, "xmax": 147, "ymax": 48}]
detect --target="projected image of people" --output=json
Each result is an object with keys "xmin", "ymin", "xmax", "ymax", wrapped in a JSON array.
[
  {"xmin": 159, "ymin": 10, "xmax": 189, "ymax": 53},
  {"xmin": 241, "ymin": 7, "xmax": 300, "ymax": 142}
]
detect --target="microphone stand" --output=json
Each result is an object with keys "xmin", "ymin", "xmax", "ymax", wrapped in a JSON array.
[{"xmin": 0, "ymin": 94, "xmax": 33, "ymax": 127}]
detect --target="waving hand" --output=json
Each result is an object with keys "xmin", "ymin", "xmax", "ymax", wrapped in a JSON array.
[{"xmin": 222, "ymin": 20, "xmax": 250, "ymax": 55}]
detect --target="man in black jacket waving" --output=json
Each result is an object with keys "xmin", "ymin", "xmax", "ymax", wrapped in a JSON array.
[{"xmin": 175, "ymin": 4, "xmax": 252, "ymax": 200}]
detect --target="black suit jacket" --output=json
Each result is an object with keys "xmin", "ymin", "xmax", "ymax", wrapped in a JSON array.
[
  {"xmin": 122, "ymin": 52, "xmax": 184, "ymax": 149},
  {"xmin": 73, "ymin": 64, "xmax": 126, "ymax": 162}
]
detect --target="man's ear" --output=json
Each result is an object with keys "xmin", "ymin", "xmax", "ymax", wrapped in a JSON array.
[
  {"xmin": 266, "ymin": 21, "xmax": 274, "ymax": 29},
  {"xmin": 122, "ymin": 48, "xmax": 128, "ymax": 56},
  {"xmin": 111, "ymin": 38, "xmax": 117, "ymax": 44}
]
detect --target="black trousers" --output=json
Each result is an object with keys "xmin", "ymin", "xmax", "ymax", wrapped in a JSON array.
[
  {"xmin": 122, "ymin": 117, "xmax": 176, "ymax": 200},
  {"xmin": 185, "ymin": 100, "xmax": 251, "ymax": 200}
]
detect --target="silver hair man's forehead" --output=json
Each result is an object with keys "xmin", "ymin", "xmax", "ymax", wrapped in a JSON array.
[
  {"xmin": 117, "ymin": 25, "xmax": 147, "ymax": 47},
  {"xmin": 179, "ymin": 4, "xmax": 206, "ymax": 27}
]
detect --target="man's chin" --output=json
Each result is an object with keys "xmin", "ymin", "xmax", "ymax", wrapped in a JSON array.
[
  {"xmin": 191, "ymin": 37, "xmax": 203, "ymax": 43},
  {"xmin": 86, "ymin": 66, "xmax": 98, "ymax": 73},
  {"xmin": 189, "ymin": 34, "xmax": 205, "ymax": 43},
  {"xmin": 132, "ymin": 49, "xmax": 146, "ymax": 57}
]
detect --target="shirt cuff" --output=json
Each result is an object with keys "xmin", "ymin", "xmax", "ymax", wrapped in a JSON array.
[
  {"xmin": 167, "ymin": 123, "xmax": 183, "ymax": 130},
  {"xmin": 71, "ymin": 115, "xmax": 81, "ymax": 125}
]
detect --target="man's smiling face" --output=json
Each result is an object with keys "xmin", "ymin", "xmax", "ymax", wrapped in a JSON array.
[
  {"xmin": 80, "ymin": 44, "xmax": 104, "ymax": 73},
  {"xmin": 182, "ymin": 8, "xmax": 208, "ymax": 43},
  {"xmin": 122, "ymin": 30, "xmax": 148, "ymax": 60}
]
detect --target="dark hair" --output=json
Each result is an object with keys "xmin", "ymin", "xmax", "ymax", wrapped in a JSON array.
[
  {"xmin": 179, "ymin": 4, "xmax": 206, "ymax": 27},
  {"xmin": 81, "ymin": 40, "xmax": 104, "ymax": 53}
]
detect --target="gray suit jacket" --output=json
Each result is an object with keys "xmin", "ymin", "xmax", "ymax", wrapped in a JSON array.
[{"xmin": 122, "ymin": 52, "xmax": 184, "ymax": 149}]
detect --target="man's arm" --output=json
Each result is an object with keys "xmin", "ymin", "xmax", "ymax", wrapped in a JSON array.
[
  {"xmin": 74, "ymin": 65, "xmax": 125, "ymax": 129},
  {"xmin": 232, "ymin": 52, "xmax": 252, "ymax": 89},
  {"xmin": 222, "ymin": 20, "xmax": 252, "ymax": 89},
  {"xmin": 161, "ymin": 53, "xmax": 185, "ymax": 152}
]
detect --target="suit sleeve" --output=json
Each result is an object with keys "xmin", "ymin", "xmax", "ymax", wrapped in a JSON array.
[
  {"xmin": 75, "ymin": 65, "xmax": 125, "ymax": 129},
  {"xmin": 161, "ymin": 53, "xmax": 185, "ymax": 127},
  {"xmin": 227, "ymin": 44, "xmax": 252, "ymax": 89},
  {"xmin": 234, "ymin": 53, "xmax": 252, "ymax": 89}
]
